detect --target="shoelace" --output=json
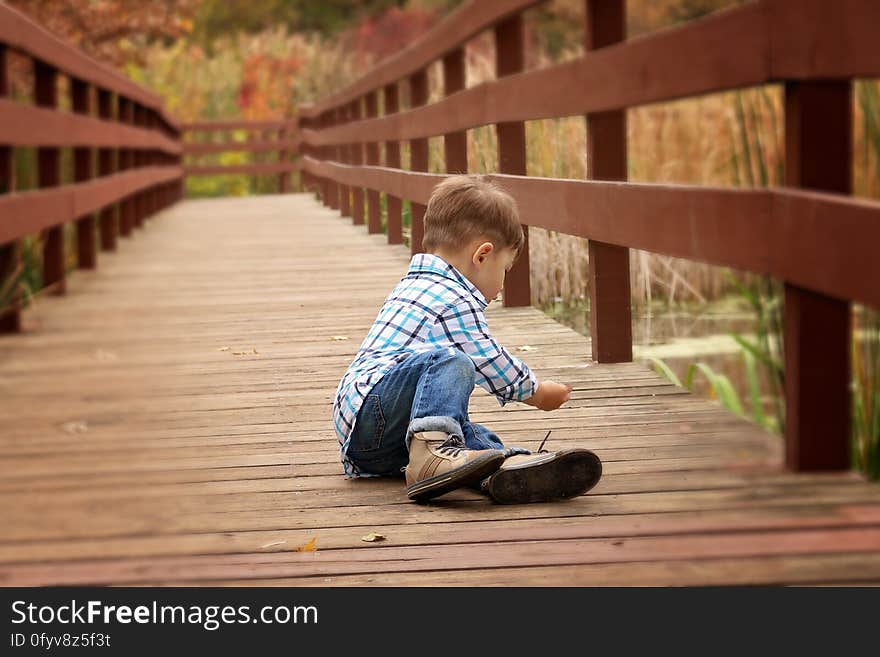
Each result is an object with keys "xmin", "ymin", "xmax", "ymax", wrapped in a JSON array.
[{"xmin": 437, "ymin": 434, "xmax": 466, "ymax": 457}]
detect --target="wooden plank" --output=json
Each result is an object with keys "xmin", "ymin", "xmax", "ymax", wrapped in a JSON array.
[
  {"xmin": 0, "ymin": 167, "xmax": 184, "ymax": 244},
  {"xmin": 0, "ymin": 98, "xmax": 180, "ymax": 153},
  {"xmin": 167, "ymin": 552, "xmax": 880, "ymax": 587},
  {"xmin": 181, "ymin": 119, "xmax": 289, "ymax": 131},
  {"xmin": 184, "ymin": 163, "xmax": 296, "ymax": 177},
  {"xmin": 1, "ymin": 503, "xmax": 878, "ymax": 565},
  {"xmin": 5, "ymin": 526, "xmax": 880, "ymax": 586},
  {"xmin": 182, "ymin": 140, "xmax": 296, "ymax": 155}
]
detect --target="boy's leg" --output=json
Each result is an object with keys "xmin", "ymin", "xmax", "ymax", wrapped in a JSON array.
[
  {"xmin": 345, "ymin": 350, "xmax": 439, "ymax": 477},
  {"xmin": 404, "ymin": 348, "xmax": 506, "ymax": 500},
  {"xmin": 463, "ymin": 417, "xmax": 602, "ymax": 505},
  {"xmin": 345, "ymin": 348, "xmax": 503, "ymax": 485}
]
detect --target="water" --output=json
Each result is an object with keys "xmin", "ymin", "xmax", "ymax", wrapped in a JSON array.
[{"xmin": 543, "ymin": 298, "xmax": 779, "ymax": 428}]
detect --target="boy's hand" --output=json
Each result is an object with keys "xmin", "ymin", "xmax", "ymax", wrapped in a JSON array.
[{"xmin": 524, "ymin": 380, "xmax": 573, "ymax": 411}]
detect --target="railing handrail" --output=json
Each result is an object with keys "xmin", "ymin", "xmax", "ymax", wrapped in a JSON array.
[
  {"xmin": 0, "ymin": 3, "xmax": 177, "ymax": 132},
  {"xmin": 299, "ymin": 0, "xmax": 541, "ymax": 119},
  {"xmin": 180, "ymin": 120, "xmax": 296, "ymax": 188},
  {"xmin": 1, "ymin": 7, "xmax": 184, "ymax": 332}
]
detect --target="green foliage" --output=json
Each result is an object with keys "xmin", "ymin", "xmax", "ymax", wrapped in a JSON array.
[
  {"xmin": 726, "ymin": 272, "xmax": 785, "ymax": 433},
  {"xmin": 653, "ymin": 354, "xmax": 774, "ymax": 431},
  {"xmin": 853, "ymin": 307, "xmax": 880, "ymax": 479},
  {"xmin": 649, "ymin": 357, "xmax": 682, "ymax": 388},
  {"xmin": 192, "ymin": 0, "xmax": 408, "ymax": 46}
]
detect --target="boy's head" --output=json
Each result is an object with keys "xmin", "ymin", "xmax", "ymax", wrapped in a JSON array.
[{"xmin": 422, "ymin": 175, "xmax": 524, "ymax": 303}]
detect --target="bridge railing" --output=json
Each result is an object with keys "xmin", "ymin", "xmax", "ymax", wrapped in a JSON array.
[
  {"xmin": 294, "ymin": 0, "xmax": 880, "ymax": 472},
  {"xmin": 181, "ymin": 120, "xmax": 298, "ymax": 193},
  {"xmin": 0, "ymin": 3, "xmax": 183, "ymax": 332}
]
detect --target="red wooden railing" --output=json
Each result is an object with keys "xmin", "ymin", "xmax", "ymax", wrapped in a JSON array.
[
  {"xmin": 0, "ymin": 4, "xmax": 183, "ymax": 332},
  {"xmin": 181, "ymin": 119, "xmax": 298, "ymax": 193},
  {"xmin": 294, "ymin": 0, "xmax": 880, "ymax": 472}
]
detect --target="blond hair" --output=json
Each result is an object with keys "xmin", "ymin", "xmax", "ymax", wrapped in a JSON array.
[{"xmin": 422, "ymin": 174, "xmax": 524, "ymax": 258}]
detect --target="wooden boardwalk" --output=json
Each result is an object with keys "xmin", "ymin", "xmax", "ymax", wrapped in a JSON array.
[{"xmin": 1, "ymin": 194, "xmax": 879, "ymax": 586}]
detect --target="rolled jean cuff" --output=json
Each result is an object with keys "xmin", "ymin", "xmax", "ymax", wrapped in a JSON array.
[{"xmin": 406, "ymin": 415, "xmax": 463, "ymax": 450}]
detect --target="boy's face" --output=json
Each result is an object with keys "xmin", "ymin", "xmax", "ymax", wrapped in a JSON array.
[{"xmin": 467, "ymin": 241, "xmax": 517, "ymax": 304}]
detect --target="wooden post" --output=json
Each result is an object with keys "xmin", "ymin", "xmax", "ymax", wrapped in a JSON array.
[
  {"xmin": 409, "ymin": 69, "xmax": 429, "ymax": 254},
  {"xmin": 146, "ymin": 110, "xmax": 158, "ymax": 218},
  {"xmin": 783, "ymin": 80, "xmax": 852, "ymax": 472},
  {"xmin": 118, "ymin": 97, "xmax": 134, "ymax": 236},
  {"xmin": 351, "ymin": 99, "xmax": 365, "ymax": 225},
  {"xmin": 279, "ymin": 123, "xmax": 290, "ymax": 194},
  {"xmin": 365, "ymin": 91, "xmax": 382, "ymax": 234},
  {"xmin": 442, "ymin": 48, "xmax": 467, "ymax": 174},
  {"xmin": 71, "ymin": 78, "xmax": 96, "ymax": 269},
  {"xmin": 383, "ymin": 82, "xmax": 403, "ymax": 245},
  {"xmin": 34, "ymin": 60, "xmax": 64, "ymax": 294},
  {"xmin": 297, "ymin": 116, "xmax": 310, "ymax": 194},
  {"xmin": 319, "ymin": 112, "xmax": 330, "ymax": 205},
  {"xmin": 585, "ymin": 0, "xmax": 632, "ymax": 363},
  {"xmin": 133, "ymin": 104, "xmax": 146, "ymax": 227},
  {"xmin": 339, "ymin": 106, "xmax": 352, "ymax": 217},
  {"xmin": 325, "ymin": 112, "xmax": 338, "ymax": 210},
  {"xmin": 495, "ymin": 14, "xmax": 530, "ymax": 307},
  {"xmin": 0, "ymin": 44, "xmax": 21, "ymax": 332},
  {"xmin": 97, "ymin": 90, "xmax": 117, "ymax": 251}
]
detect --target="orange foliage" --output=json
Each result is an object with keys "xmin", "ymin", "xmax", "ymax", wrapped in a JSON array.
[
  {"xmin": 347, "ymin": 6, "xmax": 439, "ymax": 69},
  {"xmin": 6, "ymin": 0, "xmax": 200, "ymax": 68},
  {"xmin": 237, "ymin": 52, "xmax": 303, "ymax": 119}
]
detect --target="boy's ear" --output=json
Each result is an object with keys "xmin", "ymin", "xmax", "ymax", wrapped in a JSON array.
[{"xmin": 473, "ymin": 241, "xmax": 494, "ymax": 264}]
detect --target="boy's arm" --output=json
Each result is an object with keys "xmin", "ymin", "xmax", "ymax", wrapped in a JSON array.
[
  {"xmin": 521, "ymin": 380, "xmax": 573, "ymax": 411},
  {"xmin": 434, "ymin": 302, "xmax": 538, "ymax": 406}
]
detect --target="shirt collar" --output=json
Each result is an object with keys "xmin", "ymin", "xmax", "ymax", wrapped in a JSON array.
[{"xmin": 408, "ymin": 253, "xmax": 489, "ymax": 309}]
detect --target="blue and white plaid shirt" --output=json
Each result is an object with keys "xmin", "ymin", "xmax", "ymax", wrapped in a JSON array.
[{"xmin": 332, "ymin": 253, "xmax": 539, "ymax": 477}]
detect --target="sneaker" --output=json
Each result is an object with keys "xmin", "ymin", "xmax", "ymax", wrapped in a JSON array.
[
  {"xmin": 405, "ymin": 431, "xmax": 505, "ymax": 502},
  {"xmin": 484, "ymin": 447, "xmax": 602, "ymax": 504}
]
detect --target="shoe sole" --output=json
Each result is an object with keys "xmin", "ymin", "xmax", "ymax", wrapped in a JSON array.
[
  {"xmin": 487, "ymin": 449, "xmax": 602, "ymax": 504},
  {"xmin": 406, "ymin": 451, "xmax": 505, "ymax": 502}
]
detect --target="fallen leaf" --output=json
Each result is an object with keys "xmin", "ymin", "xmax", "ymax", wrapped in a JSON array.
[
  {"xmin": 361, "ymin": 532, "xmax": 386, "ymax": 543},
  {"xmin": 251, "ymin": 347, "xmax": 259, "ymax": 354},
  {"xmin": 218, "ymin": 346, "xmax": 230, "ymax": 352},
  {"xmin": 231, "ymin": 351, "xmax": 248, "ymax": 356},
  {"xmin": 330, "ymin": 335, "xmax": 349, "ymax": 341},
  {"xmin": 296, "ymin": 537, "xmax": 317, "ymax": 552},
  {"xmin": 517, "ymin": 345, "xmax": 537, "ymax": 352},
  {"xmin": 62, "ymin": 421, "xmax": 88, "ymax": 434},
  {"xmin": 259, "ymin": 540, "xmax": 286, "ymax": 549}
]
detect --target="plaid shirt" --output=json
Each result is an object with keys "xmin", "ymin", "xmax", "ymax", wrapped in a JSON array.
[{"xmin": 332, "ymin": 253, "xmax": 539, "ymax": 477}]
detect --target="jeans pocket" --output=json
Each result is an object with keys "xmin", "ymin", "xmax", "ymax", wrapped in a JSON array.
[{"xmin": 353, "ymin": 394, "xmax": 386, "ymax": 452}]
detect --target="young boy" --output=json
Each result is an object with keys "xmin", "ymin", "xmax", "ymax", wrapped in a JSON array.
[{"xmin": 332, "ymin": 175, "xmax": 601, "ymax": 503}]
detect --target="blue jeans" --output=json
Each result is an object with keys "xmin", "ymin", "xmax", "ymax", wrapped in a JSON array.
[{"xmin": 346, "ymin": 347, "xmax": 514, "ymax": 476}]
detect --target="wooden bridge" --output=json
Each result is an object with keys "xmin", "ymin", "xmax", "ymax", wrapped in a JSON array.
[{"xmin": 1, "ymin": 1, "xmax": 880, "ymax": 585}]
